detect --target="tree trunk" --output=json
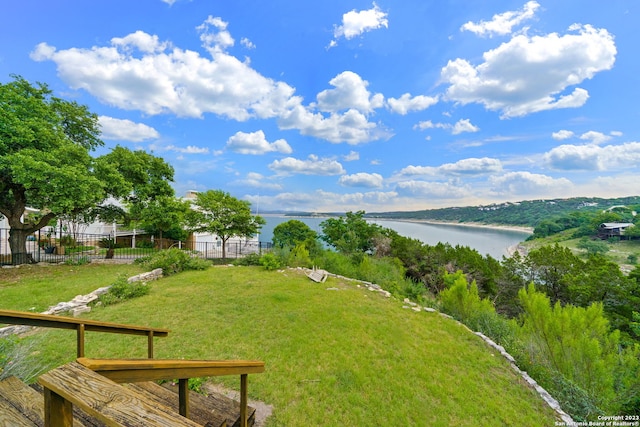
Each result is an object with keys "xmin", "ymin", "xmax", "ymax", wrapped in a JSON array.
[
  {"xmin": 222, "ymin": 237, "xmax": 228, "ymax": 260},
  {"xmin": 8, "ymin": 227, "xmax": 35, "ymax": 265}
]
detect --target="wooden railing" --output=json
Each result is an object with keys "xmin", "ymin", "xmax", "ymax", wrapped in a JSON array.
[
  {"xmin": 77, "ymin": 357, "xmax": 265, "ymax": 425},
  {"xmin": 0, "ymin": 309, "xmax": 169, "ymax": 358},
  {"xmin": 1, "ymin": 309, "xmax": 265, "ymax": 426}
]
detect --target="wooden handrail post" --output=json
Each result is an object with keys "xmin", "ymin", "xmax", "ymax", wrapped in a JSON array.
[
  {"xmin": 44, "ymin": 387, "xmax": 73, "ymax": 427},
  {"xmin": 240, "ymin": 374, "xmax": 248, "ymax": 427},
  {"xmin": 147, "ymin": 330, "xmax": 154, "ymax": 358},
  {"xmin": 76, "ymin": 324, "xmax": 85, "ymax": 358},
  {"xmin": 178, "ymin": 378, "xmax": 190, "ymax": 419}
]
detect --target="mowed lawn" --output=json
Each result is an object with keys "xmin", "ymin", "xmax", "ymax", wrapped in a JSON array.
[{"xmin": 1, "ymin": 264, "xmax": 559, "ymax": 426}]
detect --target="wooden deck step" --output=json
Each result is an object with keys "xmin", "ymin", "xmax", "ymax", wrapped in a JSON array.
[
  {"xmin": 127, "ymin": 382, "xmax": 227, "ymax": 427},
  {"xmin": 0, "ymin": 376, "xmax": 44, "ymax": 426},
  {"xmin": 161, "ymin": 382, "xmax": 257, "ymax": 427},
  {"xmin": 0, "ymin": 371, "xmax": 254, "ymax": 427},
  {"xmin": 38, "ymin": 361, "xmax": 202, "ymax": 426}
]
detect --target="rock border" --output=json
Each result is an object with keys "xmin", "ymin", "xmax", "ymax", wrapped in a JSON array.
[{"xmin": 0, "ymin": 268, "xmax": 163, "ymax": 338}]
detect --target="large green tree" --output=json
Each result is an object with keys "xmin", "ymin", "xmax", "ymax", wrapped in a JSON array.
[
  {"xmin": 320, "ymin": 211, "xmax": 384, "ymax": 255},
  {"xmin": 188, "ymin": 190, "xmax": 265, "ymax": 259},
  {"xmin": 132, "ymin": 195, "xmax": 191, "ymax": 246},
  {"xmin": 0, "ymin": 75, "xmax": 174, "ymax": 264},
  {"xmin": 272, "ymin": 219, "xmax": 317, "ymax": 248}
]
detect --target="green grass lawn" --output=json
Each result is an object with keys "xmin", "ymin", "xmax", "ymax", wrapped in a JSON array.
[{"xmin": 1, "ymin": 264, "xmax": 559, "ymax": 426}]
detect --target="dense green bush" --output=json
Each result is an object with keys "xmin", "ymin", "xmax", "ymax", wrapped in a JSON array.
[
  {"xmin": 259, "ymin": 252, "xmax": 283, "ymax": 270},
  {"xmin": 137, "ymin": 248, "xmax": 211, "ymax": 275},
  {"xmin": 64, "ymin": 256, "xmax": 91, "ymax": 266},
  {"xmin": 233, "ymin": 253, "xmax": 262, "ymax": 266},
  {"xmin": 98, "ymin": 276, "xmax": 151, "ymax": 306},
  {"xmin": 440, "ymin": 271, "xmax": 498, "ymax": 333}
]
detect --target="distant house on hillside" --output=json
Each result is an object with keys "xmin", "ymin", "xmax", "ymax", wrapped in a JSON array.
[{"xmin": 598, "ymin": 222, "xmax": 634, "ymax": 239}]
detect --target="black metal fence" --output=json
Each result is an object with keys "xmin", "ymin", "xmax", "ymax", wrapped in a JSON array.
[{"xmin": 0, "ymin": 228, "xmax": 273, "ymax": 266}]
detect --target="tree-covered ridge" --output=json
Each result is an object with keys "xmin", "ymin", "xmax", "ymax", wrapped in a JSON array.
[{"xmin": 366, "ymin": 196, "xmax": 640, "ymax": 227}]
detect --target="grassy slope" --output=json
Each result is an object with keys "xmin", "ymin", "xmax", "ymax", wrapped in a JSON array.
[{"xmin": 1, "ymin": 265, "xmax": 558, "ymax": 426}]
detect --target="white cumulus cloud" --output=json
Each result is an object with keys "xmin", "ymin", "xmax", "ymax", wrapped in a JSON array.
[
  {"xmin": 490, "ymin": 171, "xmax": 573, "ymax": 195},
  {"xmin": 398, "ymin": 157, "xmax": 502, "ymax": 177},
  {"xmin": 552, "ymin": 130, "xmax": 575, "ymax": 140},
  {"xmin": 329, "ymin": 2, "xmax": 388, "ymax": 48},
  {"xmin": 269, "ymin": 155, "xmax": 346, "ymax": 176},
  {"xmin": 387, "ymin": 93, "xmax": 439, "ymax": 115},
  {"xmin": 461, "ymin": 1, "xmax": 540, "ymax": 37},
  {"xmin": 452, "ymin": 119, "xmax": 480, "ymax": 135},
  {"xmin": 226, "ymin": 130, "xmax": 292, "ymax": 155},
  {"xmin": 339, "ymin": 172, "xmax": 383, "ymax": 188},
  {"xmin": 316, "ymin": 71, "xmax": 384, "ymax": 114},
  {"xmin": 544, "ymin": 142, "xmax": 640, "ymax": 171},
  {"xmin": 441, "ymin": 24, "xmax": 616, "ymax": 118},
  {"xmin": 98, "ymin": 116, "xmax": 160, "ymax": 142}
]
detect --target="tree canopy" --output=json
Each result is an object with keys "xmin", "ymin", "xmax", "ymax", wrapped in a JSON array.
[
  {"xmin": 0, "ymin": 75, "xmax": 174, "ymax": 264},
  {"xmin": 272, "ymin": 219, "xmax": 318, "ymax": 248},
  {"xmin": 320, "ymin": 211, "xmax": 384, "ymax": 254},
  {"xmin": 188, "ymin": 190, "xmax": 265, "ymax": 259}
]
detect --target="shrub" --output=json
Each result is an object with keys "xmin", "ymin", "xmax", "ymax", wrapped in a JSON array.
[
  {"xmin": 139, "ymin": 248, "xmax": 211, "ymax": 275},
  {"xmin": 440, "ymin": 271, "xmax": 499, "ymax": 332},
  {"xmin": 288, "ymin": 244, "xmax": 312, "ymax": 268},
  {"xmin": 64, "ymin": 256, "xmax": 91, "ymax": 266},
  {"xmin": 233, "ymin": 253, "xmax": 262, "ymax": 266},
  {"xmin": 98, "ymin": 276, "xmax": 151, "ymax": 306},
  {"xmin": 260, "ymin": 252, "xmax": 282, "ymax": 270}
]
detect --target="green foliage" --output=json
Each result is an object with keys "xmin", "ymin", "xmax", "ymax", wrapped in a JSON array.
[
  {"xmin": 524, "ymin": 243, "xmax": 581, "ymax": 305},
  {"xmin": 272, "ymin": 220, "xmax": 318, "ymax": 248},
  {"xmin": 388, "ymin": 233, "xmax": 500, "ymax": 298},
  {"xmin": 131, "ymin": 195, "xmax": 191, "ymax": 241},
  {"xmin": 259, "ymin": 252, "xmax": 282, "ymax": 270},
  {"xmin": 188, "ymin": 190, "xmax": 265, "ymax": 259},
  {"xmin": 63, "ymin": 256, "xmax": 91, "ymax": 266},
  {"xmin": 0, "ymin": 76, "xmax": 176, "ymax": 264},
  {"xmin": 440, "ymin": 271, "xmax": 498, "ymax": 334},
  {"xmin": 233, "ymin": 253, "xmax": 263, "ymax": 266},
  {"xmin": 98, "ymin": 276, "xmax": 151, "ymax": 306},
  {"xmin": 517, "ymin": 284, "xmax": 620, "ymax": 410},
  {"xmin": 138, "ymin": 248, "xmax": 211, "ymax": 275},
  {"xmin": 312, "ymin": 249, "xmax": 417, "ymax": 299},
  {"xmin": 627, "ymin": 253, "xmax": 638, "ymax": 264},
  {"xmin": 188, "ymin": 377, "xmax": 206, "ymax": 393},
  {"xmin": 577, "ymin": 238, "xmax": 610, "ymax": 255},
  {"xmin": 288, "ymin": 244, "xmax": 312, "ymax": 268},
  {"xmin": 537, "ymin": 370, "xmax": 604, "ymax": 421},
  {"xmin": 320, "ymin": 211, "xmax": 384, "ymax": 254}
]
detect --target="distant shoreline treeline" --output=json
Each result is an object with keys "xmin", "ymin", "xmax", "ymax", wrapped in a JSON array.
[{"xmin": 260, "ymin": 196, "xmax": 640, "ymax": 228}]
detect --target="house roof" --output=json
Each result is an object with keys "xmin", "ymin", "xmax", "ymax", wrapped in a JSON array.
[{"xmin": 599, "ymin": 222, "xmax": 634, "ymax": 229}]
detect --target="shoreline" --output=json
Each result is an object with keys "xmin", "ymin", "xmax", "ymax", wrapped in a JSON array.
[
  {"xmin": 260, "ymin": 213, "xmax": 534, "ymax": 234},
  {"xmin": 374, "ymin": 218, "xmax": 534, "ymax": 234}
]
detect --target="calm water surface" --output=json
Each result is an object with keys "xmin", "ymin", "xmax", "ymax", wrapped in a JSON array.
[{"xmin": 260, "ymin": 215, "xmax": 531, "ymax": 259}]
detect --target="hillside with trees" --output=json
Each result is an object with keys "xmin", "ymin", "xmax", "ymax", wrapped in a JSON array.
[{"xmin": 366, "ymin": 196, "xmax": 640, "ymax": 228}]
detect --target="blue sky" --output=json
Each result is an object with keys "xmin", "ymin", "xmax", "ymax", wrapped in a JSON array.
[{"xmin": 1, "ymin": 1, "xmax": 638, "ymax": 212}]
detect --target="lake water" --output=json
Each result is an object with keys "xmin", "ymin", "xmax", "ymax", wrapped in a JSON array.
[{"xmin": 259, "ymin": 215, "xmax": 531, "ymax": 259}]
